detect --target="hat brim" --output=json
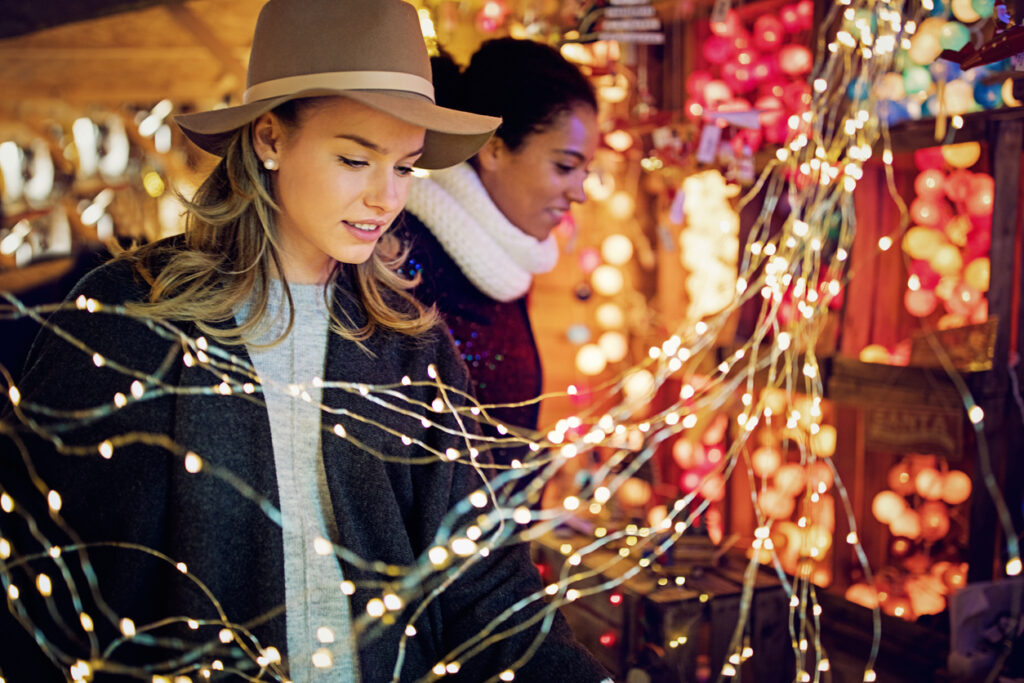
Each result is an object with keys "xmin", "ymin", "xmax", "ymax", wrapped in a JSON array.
[{"xmin": 174, "ymin": 90, "xmax": 499, "ymax": 169}]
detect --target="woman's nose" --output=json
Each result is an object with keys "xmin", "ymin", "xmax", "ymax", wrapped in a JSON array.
[
  {"xmin": 567, "ymin": 172, "xmax": 587, "ymax": 204},
  {"xmin": 365, "ymin": 170, "xmax": 402, "ymax": 213}
]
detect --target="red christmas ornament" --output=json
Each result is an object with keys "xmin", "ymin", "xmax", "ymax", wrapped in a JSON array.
[
  {"xmin": 909, "ymin": 259, "xmax": 942, "ymax": 289},
  {"xmin": 944, "ymin": 169, "xmax": 974, "ymax": 204},
  {"xmin": 914, "ymin": 169, "xmax": 946, "ymax": 199},
  {"xmin": 780, "ymin": 4, "xmax": 802, "ymax": 33},
  {"xmin": 945, "ymin": 281, "xmax": 983, "ymax": 316},
  {"xmin": 795, "ymin": 0, "xmax": 814, "ymax": 30},
  {"xmin": 753, "ymin": 15, "xmax": 786, "ymax": 52},
  {"xmin": 755, "ymin": 93, "xmax": 785, "ymax": 132},
  {"xmin": 914, "ymin": 146, "xmax": 946, "ymax": 171},
  {"xmin": 731, "ymin": 27, "xmax": 753, "ymax": 52},
  {"xmin": 703, "ymin": 79, "xmax": 734, "ymax": 108},
  {"xmin": 965, "ymin": 174, "xmax": 995, "ymax": 216},
  {"xmin": 686, "ymin": 69, "xmax": 714, "ymax": 100},
  {"xmin": 778, "ymin": 44, "xmax": 813, "ymax": 76},
  {"xmin": 732, "ymin": 127, "xmax": 763, "ymax": 155},
  {"xmin": 910, "ymin": 197, "xmax": 947, "ymax": 227},
  {"xmin": 965, "ymin": 222, "xmax": 992, "ymax": 259},
  {"xmin": 750, "ymin": 55, "xmax": 778, "ymax": 84},
  {"xmin": 578, "ymin": 247, "xmax": 602, "ymax": 274},
  {"xmin": 703, "ymin": 35, "xmax": 736, "ymax": 64},
  {"xmin": 782, "ymin": 79, "xmax": 811, "ymax": 112},
  {"xmin": 905, "ymin": 288, "xmax": 939, "ymax": 317},
  {"xmin": 684, "ymin": 98, "xmax": 705, "ymax": 121},
  {"xmin": 709, "ymin": 8, "xmax": 741, "ymax": 37},
  {"xmin": 475, "ymin": 0, "xmax": 509, "ymax": 32}
]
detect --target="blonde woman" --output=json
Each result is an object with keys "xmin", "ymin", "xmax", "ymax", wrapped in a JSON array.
[{"xmin": 1, "ymin": 1, "xmax": 610, "ymax": 681}]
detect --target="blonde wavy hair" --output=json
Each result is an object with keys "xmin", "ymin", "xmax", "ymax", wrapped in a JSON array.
[{"xmin": 121, "ymin": 98, "xmax": 436, "ymax": 347}]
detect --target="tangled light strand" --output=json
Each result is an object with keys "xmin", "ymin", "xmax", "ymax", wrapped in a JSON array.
[{"xmin": 3, "ymin": 1, "xmax": 1024, "ymax": 681}]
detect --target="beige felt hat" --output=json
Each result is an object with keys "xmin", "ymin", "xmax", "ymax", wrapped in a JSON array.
[{"xmin": 175, "ymin": 0, "xmax": 500, "ymax": 169}]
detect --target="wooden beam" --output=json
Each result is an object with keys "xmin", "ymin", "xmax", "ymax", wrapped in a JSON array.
[
  {"xmin": 986, "ymin": 118, "xmax": 1022, "ymax": 392},
  {"xmin": 0, "ymin": 0, "xmax": 170, "ymax": 39},
  {"xmin": 966, "ymin": 117, "xmax": 1023, "ymax": 582},
  {"xmin": 0, "ymin": 51, "xmax": 232, "ymax": 106},
  {"xmin": 0, "ymin": 46, "xmax": 221, "ymax": 60},
  {"xmin": 0, "ymin": 83, "xmax": 227, "ymax": 107},
  {"xmin": 165, "ymin": 1, "xmax": 247, "ymax": 90}
]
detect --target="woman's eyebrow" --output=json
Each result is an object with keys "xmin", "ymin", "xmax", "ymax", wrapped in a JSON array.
[
  {"xmin": 555, "ymin": 149, "xmax": 586, "ymax": 162},
  {"xmin": 335, "ymin": 133, "xmax": 383, "ymax": 152},
  {"xmin": 335, "ymin": 134, "xmax": 424, "ymax": 159}
]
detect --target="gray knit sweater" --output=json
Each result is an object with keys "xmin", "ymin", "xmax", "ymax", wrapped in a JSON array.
[{"xmin": 242, "ymin": 283, "xmax": 358, "ymax": 682}]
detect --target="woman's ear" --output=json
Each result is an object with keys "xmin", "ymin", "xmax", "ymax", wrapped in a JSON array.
[
  {"xmin": 251, "ymin": 112, "xmax": 284, "ymax": 162},
  {"xmin": 474, "ymin": 136, "xmax": 505, "ymax": 173}
]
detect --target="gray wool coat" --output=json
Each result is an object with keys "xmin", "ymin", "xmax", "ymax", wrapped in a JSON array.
[{"xmin": 0, "ymin": 257, "xmax": 609, "ymax": 682}]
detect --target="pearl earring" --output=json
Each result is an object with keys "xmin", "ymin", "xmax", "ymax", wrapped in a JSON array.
[{"xmin": 263, "ymin": 158, "xmax": 278, "ymax": 171}]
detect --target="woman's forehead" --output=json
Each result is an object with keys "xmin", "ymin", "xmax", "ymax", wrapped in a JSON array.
[
  {"xmin": 524, "ymin": 106, "xmax": 598, "ymax": 153},
  {"xmin": 295, "ymin": 97, "xmax": 426, "ymax": 151}
]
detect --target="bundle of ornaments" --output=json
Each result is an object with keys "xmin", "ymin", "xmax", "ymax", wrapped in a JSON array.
[
  {"xmin": 684, "ymin": 2, "xmax": 815, "ymax": 157},
  {"xmin": 877, "ymin": 0, "xmax": 1019, "ymax": 124},
  {"xmin": 846, "ymin": 455, "xmax": 972, "ymax": 621},
  {"xmin": 901, "ymin": 141, "xmax": 991, "ymax": 327}
]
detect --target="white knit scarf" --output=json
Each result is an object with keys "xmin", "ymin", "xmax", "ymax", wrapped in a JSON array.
[{"xmin": 403, "ymin": 162, "xmax": 559, "ymax": 302}]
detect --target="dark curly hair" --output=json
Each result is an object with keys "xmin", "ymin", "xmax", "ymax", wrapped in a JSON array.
[{"xmin": 431, "ymin": 38, "xmax": 596, "ymax": 153}]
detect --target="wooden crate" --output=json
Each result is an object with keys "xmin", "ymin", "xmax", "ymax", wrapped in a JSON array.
[{"xmin": 532, "ymin": 528, "xmax": 792, "ymax": 681}]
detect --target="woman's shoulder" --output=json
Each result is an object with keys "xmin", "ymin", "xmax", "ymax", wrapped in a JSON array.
[
  {"xmin": 69, "ymin": 235, "xmax": 188, "ymax": 305},
  {"xmin": 67, "ymin": 255, "xmax": 146, "ymax": 304},
  {"xmin": 391, "ymin": 212, "xmax": 485, "ymax": 311}
]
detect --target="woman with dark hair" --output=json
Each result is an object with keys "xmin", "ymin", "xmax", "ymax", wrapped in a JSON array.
[
  {"xmin": 1, "ymin": 3, "xmax": 610, "ymax": 681},
  {"xmin": 395, "ymin": 38, "xmax": 599, "ymax": 482}
]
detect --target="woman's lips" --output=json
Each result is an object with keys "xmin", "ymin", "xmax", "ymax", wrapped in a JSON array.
[{"xmin": 343, "ymin": 220, "xmax": 384, "ymax": 242}]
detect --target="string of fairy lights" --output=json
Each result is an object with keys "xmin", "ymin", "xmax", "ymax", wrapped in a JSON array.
[{"xmin": 2, "ymin": 0, "xmax": 1024, "ymax": 681}]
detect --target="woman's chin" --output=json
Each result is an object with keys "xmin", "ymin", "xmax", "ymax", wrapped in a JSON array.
[{"xmin": 518, "ymin": 219, "xmax": 558, "ymax": 241}]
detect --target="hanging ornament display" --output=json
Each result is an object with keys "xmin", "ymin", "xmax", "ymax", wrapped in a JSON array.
[
  {"xmin": 854, "ymin": 455, "xmax": 973, "ymax": 621},
  {"xmin": 678, "ymin": 170, "xmax": 741, "ymax": 321},
  {"xmin": 900, "ymin": 143, "xmax": 992, "ymax": 327},
  {"xmin": 878, "ymin": 8, "xmax": 1020, "ymax": 126},
  {"xmin": 686, "ymin": 3, "xmax": 815, "ymax": 162}
]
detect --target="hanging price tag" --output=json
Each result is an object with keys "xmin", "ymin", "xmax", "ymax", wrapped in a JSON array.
[
  {"xmin": 657, "ymin": 224, "xmax": 678, "ymax": 251},
  {"xmin": 711, "ymin": 0, "xmax": 732, "ymax": 25},
  {"xmin": 668, "ymin": 188, "xmax": 686, "ymax": 225},
  {"xmin": 696, "ymin": 124, "xmax": 722, "ymax": 164}
]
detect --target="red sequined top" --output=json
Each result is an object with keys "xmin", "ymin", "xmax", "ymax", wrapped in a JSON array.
[{"xmin": 393, "ymin": 213, "xmax": 543, "ymax": 457}]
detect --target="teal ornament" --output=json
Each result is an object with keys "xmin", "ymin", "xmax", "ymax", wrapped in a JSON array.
[
  {"xmin": 939, "ymin": 21, "xmax": 971, "ymax": 51},
  {"xmin": 971, "ymin": 0, "xmax": 995, "ymax": 18},
  {"xmin": 974, "ymin": 80, "xmax": 1003, "ymax": 109},
  {"xmin": 902, "ymin": 64, "xmax": 933, "ymax": 95},
  {"xmin": 847, "ymin": 79, "xmax": 870, "ymax": 99},
  {"xmin": 567, "ymin": 324, "xmax": 591, "ymax": 345}
]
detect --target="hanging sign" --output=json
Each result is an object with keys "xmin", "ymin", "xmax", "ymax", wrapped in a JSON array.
[
  {"xmin": 601, "ymin": 0, "xmax": 662, "ymax": 42},
  {"xmin": 596, "ymin": 31, "xmax": 664, "ymax": 43},
  {"xmin": 602, "ymin": 18, "xmax": 661, "ymax": 32},
  {"xmin": 696, "ymin": 124, "xmax": 722, "ymax": 164},
  {"xmin": 710, "ymin": 0, "xmax": 732, "ymax": 24},
  {"xmin": 606, "ymin": 6, "xmax": 656, "ymax": 18},
  {"xmin": 864, "ymin": 407, "xmax": 963, "ymax": 460}
]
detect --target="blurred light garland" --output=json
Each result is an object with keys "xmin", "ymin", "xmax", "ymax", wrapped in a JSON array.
[{"xmin": 2, "ymin": 0, "xmax": 1024, "ymax": 680}]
